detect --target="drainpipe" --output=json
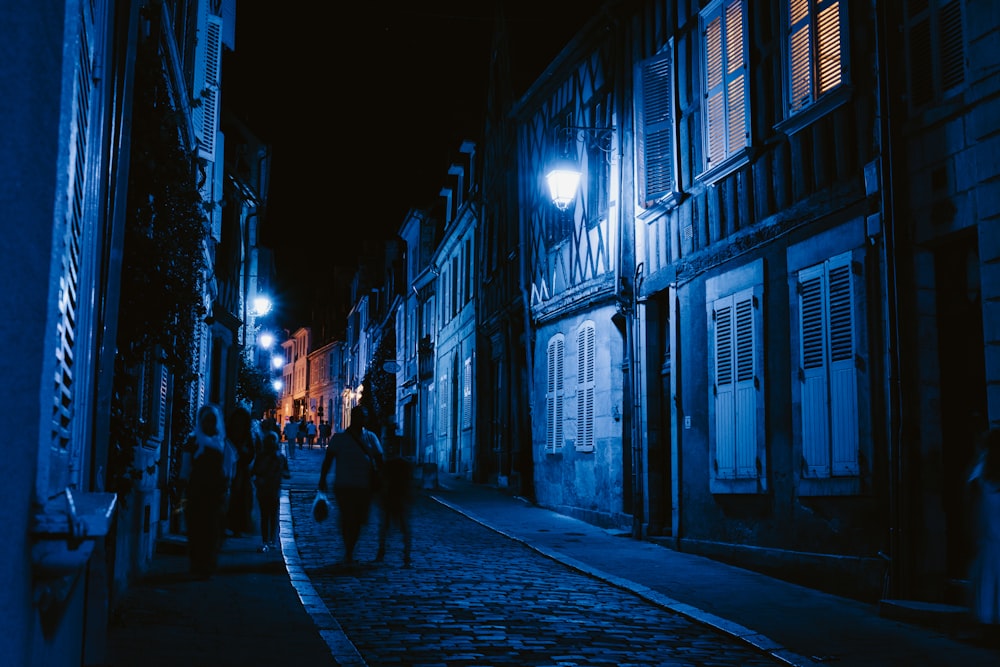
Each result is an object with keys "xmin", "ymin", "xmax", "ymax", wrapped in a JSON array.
[{"xmin": 874, "ymin": 0, "xmax": 903, "ymax": 598}]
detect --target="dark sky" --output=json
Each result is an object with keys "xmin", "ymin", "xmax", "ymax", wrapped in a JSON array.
[{"xmin": 226, "ymin": 2, "xmax": 604, "ymax": 328}]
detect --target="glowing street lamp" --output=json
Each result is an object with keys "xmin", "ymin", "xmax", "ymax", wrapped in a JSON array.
[
  {"xmin": 271, "ymin": 354, "xmax": 284, "ymax": 370},
  {"xmin": 252, "ymin": 295, "xmax": 272, "ymax": 317},
  {"xmin": 259, "ymin": 331, "xmax": 275, "ymax": 349},
  {"xmin": 546, "ymin": 156, "xmax": 582, "ymax": 211}
]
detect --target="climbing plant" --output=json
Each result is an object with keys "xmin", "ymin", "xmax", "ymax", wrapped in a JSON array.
[{"xmin": 108, "ymin": 39, "xmax": 208, "ymax": 498}]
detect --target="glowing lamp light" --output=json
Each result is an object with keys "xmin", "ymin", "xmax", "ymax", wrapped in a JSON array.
[
  {"xmin": 252, "ymin": 295, "xmax": 273, "ymax": 316},
  {"xmin": 259, "ymin": 331, "xmax": 274, "ymax": 349},
  {"xmin": 271, "ymin": 354, "xmax": 284, "ymax": 370},
  {"xmin": 545, "ymin": 157, "xmax": 582, "ymax": 210},
  {"xmin": 272, "ymin": 379, "xmax": 283, "ymax": 392}
]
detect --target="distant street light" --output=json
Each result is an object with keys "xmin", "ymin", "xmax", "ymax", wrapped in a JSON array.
[
  {"xmin": 253, "ymin": 295, "xmax": 272, "ymax": 316},
  {"xmin": 259, "ymin": 331, "xmax": 274, "ymax": 349}
]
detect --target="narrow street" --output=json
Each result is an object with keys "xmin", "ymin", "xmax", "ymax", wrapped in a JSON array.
[{"xmin": 284, "ymin": 447, "xmax": 784, "ymax": 666}]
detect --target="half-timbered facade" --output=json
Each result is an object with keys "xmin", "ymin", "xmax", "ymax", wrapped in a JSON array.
[{"xmin": 513, "ymin": 10, "xmax": 635, "ymax": 527}]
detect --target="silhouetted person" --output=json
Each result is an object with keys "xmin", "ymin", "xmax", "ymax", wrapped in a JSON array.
[
  {"xmin": 225, "ymin": 407, "xmax": 257, "ymax": 538},
  {"xmin": 252, "ymin": 430, "xmax": 285, "ymax": 552},
  {"xmin": 184, "ymin": 404, "xmax": 230, "ymax": 578},
  {"xmin": 969, "ymin": 427, "xmax": 1000, "ymax": 645},
  {"xmin": 318, "ymin": 405, "xmax": 383, "ymax": 565},
  {"xmin": 375, "ymin": 442, "xmax": 415, "ymax": 567}
]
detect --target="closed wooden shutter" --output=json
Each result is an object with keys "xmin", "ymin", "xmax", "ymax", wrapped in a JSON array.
[
  {"xmin": 799, "ymin": 265, "xmax": 830, "ymax": 476},
  {"xmin": 637, "ymin": 50, "xmax": 674, "ymax": 203},
  {"xmin": 714, "ymin": 295, "xmax": 736, "ymax": 478},
  {"xmin": 576, "ymin": 324, "xmax": 595, "ymax": 452},
  {"xmin": 546, "ymin": 336, "xmax": 564, "ymax": 453}
]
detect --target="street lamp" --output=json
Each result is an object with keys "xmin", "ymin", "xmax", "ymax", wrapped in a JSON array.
[
  {"xmin": 546, "ymin": 126, "xmax": 615, "ymax": 209},
  {"xmin": 259, "ymin": 331, "xmax": 274, "ymax": 349},
  {"xmin": 253, "ymin": 295, "xmax": 272, "ymax": 317}
]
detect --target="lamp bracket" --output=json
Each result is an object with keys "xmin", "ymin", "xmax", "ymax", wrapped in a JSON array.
[{"xmin": 564, "ymin": 126, "xmax": 615, "ymax": 153}]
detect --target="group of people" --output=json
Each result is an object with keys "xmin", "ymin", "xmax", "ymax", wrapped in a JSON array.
[
  {"xmin": 179, "ymin": 405, "xmax": 288, "ymax": 578},
  {"xmin": 180, "ymin": 402, "xmax": 414, "ymax": 578},
  {"xmin": 282, "ymin": 416, "xmax": 333, "ymax": 450},
  {"xmin": 318, "ymin": 404, "xmax": 414, "ymax": 567}
]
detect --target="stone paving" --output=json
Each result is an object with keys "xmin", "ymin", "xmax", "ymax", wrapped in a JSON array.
[{"xmin": 285, "ymin": 447, "xmax": 783, "ymax": 667}]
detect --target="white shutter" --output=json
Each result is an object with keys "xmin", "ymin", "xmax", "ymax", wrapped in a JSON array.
[
  {"xmin": 827, "ymin": 257, "xmax": 859, "ymax": 475},
  {"xmin": 439, "ymin": 371, "xmax": 448, "ymax": 439},
  {"xmin": 546, "ymin": 337, "xmax": 565, "ymax": 453},
  {"xmin": 196, "ymin": 14, "xmax": 222, "ymax": 161},
  {"xmin": 576, "ymin": 324, "xmax": 595, "ymax": 452},
  {"xmin": 799, "ymin": 265, "xmax": 830, "ymax": 476},
  {"xmin": 734, "ymin": 291, "xmax": 756, "ymax": 477},
  {"xmin": 714, "ymin": 295, "xmax": 736, "ymax": 478},
  {"xmin": 463, "ymin": 356, "xmax": 473, "ymax": 429}
]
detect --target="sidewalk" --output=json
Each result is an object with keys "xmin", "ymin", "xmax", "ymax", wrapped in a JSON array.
[
  {"xmin": 430, "ymin": 473, "xmax": 1000, "ymax": 667},
  {"xmin": 107, "ymin": 448, "xmax": 1000, "ymax": 666}
]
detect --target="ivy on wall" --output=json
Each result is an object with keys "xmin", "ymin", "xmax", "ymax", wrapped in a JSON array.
[{"xmin": 108, "ymin": 40, "xmax": 208, "ymax": 498}]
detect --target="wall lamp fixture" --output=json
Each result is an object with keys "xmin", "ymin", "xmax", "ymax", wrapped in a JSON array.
[{"xmin": 546, "ymin": 125, "xmax": 615, "ymax": 210}]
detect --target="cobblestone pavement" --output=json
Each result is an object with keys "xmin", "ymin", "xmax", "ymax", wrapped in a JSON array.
[{"xmin": 285, "ymin": 453, "xmax": 784, "ymax": 666}]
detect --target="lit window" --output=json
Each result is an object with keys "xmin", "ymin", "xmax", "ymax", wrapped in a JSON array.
[
  {"xmin": 787, "ymin": 0, "xmax": 845, "ymax": 114},
  {"xmin": 701, "ymin": 0, "xmax": 749, "ymax": 171}
]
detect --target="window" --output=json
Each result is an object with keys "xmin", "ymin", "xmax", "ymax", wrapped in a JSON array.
[
  {"xmin": 904, "ymin": 0, "xmax": 966, "ymax": 109},
  {"xmin": 545, "ymin": 335, "xmax": 565, "ymax": 453},
  {"xmin": 462, "ymin": 356, "xmax": 473, "ymax": 429},
  {"xmin": 786, "ymin": 0, "xmax": 846, "ymax": 114},
  {"xmin": 798, "ymin": 252, "xmax": 859, "ymax": 477},
  {"xmin": 576, "ymin": 322, "xmax": 596, "ymax": 452},
  {"xmin": 438, "ymin": 370, "xmax": 449, "ymax": 440},
  {"xmin": 636, "ymin": 45, "xmax": 675, "ymax": 206},
  {"xmin": 707, "ymin": 260, "xmax": 766, "ymax": 493},
  {"xmin": 701, "ymin": 0, "xmax": 749, "ymax": 176}
]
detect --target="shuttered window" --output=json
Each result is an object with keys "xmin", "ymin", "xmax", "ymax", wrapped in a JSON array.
[
  {"xmin": 545, "ymin": 335, "xmax": 565, "ymax": 453},
  {"xmin": 798, "ymin": 252, "xmax": 859, "ymax": 477},
  {"xmin": 195, "ymin": 13, "xmax": 222, "ymax": 161},
  {"xmin": 636, "ymin": 48, "xmax": 674, "ymax": 205},
  {"xmin": 702, "ymin": 0, "xmax": 748, "ymax": 170},
  {"xmin": 462, "ymin": 356, "xmax": 473, "ymax": 429},
  {"xmin": 576, "ymin": 323, "xmax": 596, "ymax": 452},
  {"xmin": 712, "ymin": 289, "xmax": 758, "ymax": 479},
  {"xmin": 439, "ymin": 371, "xmax": 449, "ymax": 440},
  {"xmin": 905, "ymin": 0, "xmax": 965, "ymax": 109},
  {"xmin": 787, "ymin": 0, "xmax": 845, "ymax": 114}
]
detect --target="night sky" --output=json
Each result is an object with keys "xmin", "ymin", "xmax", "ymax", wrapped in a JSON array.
[{"xmin": 226, "ymin": 2, "xmax": 604, "ymax": 329}]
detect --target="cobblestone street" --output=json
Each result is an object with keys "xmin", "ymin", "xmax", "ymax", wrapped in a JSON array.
[{"xmin": 286, "ymin": 449, "xmax": 783, "ymax": 666}]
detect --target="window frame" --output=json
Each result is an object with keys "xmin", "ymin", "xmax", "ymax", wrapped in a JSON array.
[
  {"xmin": 706, "ymin": 259, "xmax": 767, "ymax": 494},
  {"xmin": 776, "ymin": 0, "xmax": 851, "ymax": 136},
  {"xmin": 903, "ymin": 0, "xmax": 967, "ymax": 112},
  {"xmin": 698, "ymin": 0, "xmax": 751, "ymax": 185},
  {"xmin": 787, "ymin": 219, "xmax": 870, "ymax": 496}
]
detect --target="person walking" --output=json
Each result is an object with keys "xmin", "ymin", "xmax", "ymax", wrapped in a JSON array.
[
  {"xmin": 375, "ymin": 437, "xmax": 415, "ymax": 567},
  {"xmin": 252, "ymin": 430, "xmax": 285, "ymax": 552},
  {"xmin": 183, "ymin": 404, "xmax": 230, "ymax": 579},
  {"xmin": 318, "ymin": 404, "xmax": 384, "ymax": 566},
  {"xmin": 306, "ymin": 419, "xmax": 317, "ymax": 448},
  {"xmin": 225, "ymin": 407, "xmax": 257, "ymax": 538},
  {"xmin": 969, "ymin": 427, "xmax": 1000, "ymax": 645},
  {"xmin": 283, "ymin": 417, "xmax": 296, "ymax": 459}
]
